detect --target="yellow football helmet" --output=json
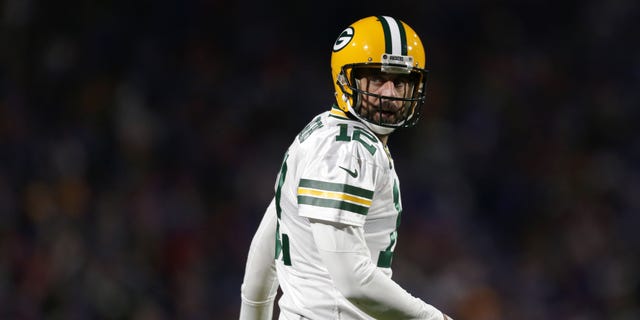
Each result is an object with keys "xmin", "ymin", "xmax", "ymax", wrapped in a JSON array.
[{"xmin": 331, "ymin": 16, "xmax": 429, "ymax": 135}]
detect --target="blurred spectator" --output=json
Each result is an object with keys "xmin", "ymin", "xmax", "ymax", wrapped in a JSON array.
[{"xmin": 0, "ymin": 0, "xmax": 638, "ymax": 319}]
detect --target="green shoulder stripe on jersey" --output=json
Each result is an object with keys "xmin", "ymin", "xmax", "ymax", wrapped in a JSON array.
[
  {"xmin": 298, "ymin": 195, "xmax": 369, "ymax": 215},
  {"xmin": 299, "ymin": 179, "xmax": 374, "ymax": 199}
]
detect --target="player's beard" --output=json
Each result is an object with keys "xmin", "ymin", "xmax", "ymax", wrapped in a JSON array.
[{"xmin": 359, "ymin": 96, "xmax": 406, "ymax": 125}]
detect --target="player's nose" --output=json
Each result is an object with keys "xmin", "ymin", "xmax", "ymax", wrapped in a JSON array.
[{"xmin": 379, "ymin": 80, "xmax": 398, "ymax": 97}]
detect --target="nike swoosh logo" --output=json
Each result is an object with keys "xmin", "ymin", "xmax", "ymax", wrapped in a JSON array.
[{"xmin": 338, "ymin": 166, "xmax": 358, "ymax": 178}]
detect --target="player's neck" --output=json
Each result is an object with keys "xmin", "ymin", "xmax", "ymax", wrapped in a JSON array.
[{"xmin": 377, "ymin": 134, "xmax": 389, "ymax": 145}]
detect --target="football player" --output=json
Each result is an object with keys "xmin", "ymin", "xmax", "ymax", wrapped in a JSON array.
[{"xmin": 240, "ymin": 16, "xmax": 453, "ymax": 320}]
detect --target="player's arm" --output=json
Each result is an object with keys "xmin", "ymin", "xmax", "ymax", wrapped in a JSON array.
[
  {"xmin": 240, "ymin": 199, "xmax": 279, "ymax": 320},
  {"xmin": 309, "ymin": 219, "xmax": 451, "ymax": 320}
]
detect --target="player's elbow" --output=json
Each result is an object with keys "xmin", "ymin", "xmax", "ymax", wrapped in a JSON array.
[
  {"xmin": 336, "ymin": 282, "xmax": 369, "ymax": 302},
  {"xmin": 325, "ymin": 252, "xmax": 377, "ymax": 301}
]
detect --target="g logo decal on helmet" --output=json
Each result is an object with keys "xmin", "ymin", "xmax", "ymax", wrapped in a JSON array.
[{"xmin": 333, "ymin": 27, "xmax": 354, "ymax": 52}]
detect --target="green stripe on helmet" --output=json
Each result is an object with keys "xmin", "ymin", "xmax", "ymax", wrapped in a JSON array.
[
  {"xmin": 397, "ymin": 19, "xmax": 408, "ymax": 55},
  {"xmin": 377, "ymin": 15, "xmax": 393, "ymax": 54}
]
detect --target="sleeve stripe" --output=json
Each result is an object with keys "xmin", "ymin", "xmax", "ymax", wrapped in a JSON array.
[
  {"xmin": 329, "ymin": 108, "xmax": 349, "ymax": 119},
  {"xmin": 298, "ymin": 196, "xmax": 369, "ymax": 215},
  {"xmin": 297, "ymin": 187, "xmax": 372, "ymax": 206},
  {"xmin": 299, "ymin": 179, "xmax": 374, "ymax": 199}
]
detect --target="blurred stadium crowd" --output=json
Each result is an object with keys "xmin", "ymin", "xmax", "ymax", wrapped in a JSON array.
[{"xmin": 1, "ymin": 0, "xmax": 638, "ymax": 319}]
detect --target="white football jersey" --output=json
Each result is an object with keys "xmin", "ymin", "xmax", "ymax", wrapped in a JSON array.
[{"xmin": 273, "ymin": 106, "xmax": 404, "ymax": 319}]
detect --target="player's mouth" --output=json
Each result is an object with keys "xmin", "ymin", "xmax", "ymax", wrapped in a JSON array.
[{"xmin": 375, "ymin": 109, "xmax": 398, "ymax": 124}]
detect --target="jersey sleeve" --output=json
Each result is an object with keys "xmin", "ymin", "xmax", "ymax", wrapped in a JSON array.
[
  {"xmin": 240, "ymin": 199, "xmax": 279, "ymax": 320},
  {"xmin": 297, "ymin": 139, "xmax": 378, "ymax": 227}
]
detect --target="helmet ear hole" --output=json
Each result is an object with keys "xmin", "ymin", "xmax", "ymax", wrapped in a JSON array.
[{"xmin": 337, "ymin": 73, "xmax": 348, "ymax": 86}]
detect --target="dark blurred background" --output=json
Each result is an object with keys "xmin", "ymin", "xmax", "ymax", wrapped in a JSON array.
[{"xmin": 1, "ymin": 0, "xmax": 639, "ymax": 319}]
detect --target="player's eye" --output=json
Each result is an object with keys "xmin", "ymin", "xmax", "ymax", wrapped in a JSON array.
[
  {"xmin": 394, "ymin": 76, "xmax": 413, "ymax": 87},
  {"xmin": 393, "ymin": 80, "xmax": 407, "ymax": 89},
  {"xmin": 369, "ymin": 77, "xmax": 385, "ymax": 85}
]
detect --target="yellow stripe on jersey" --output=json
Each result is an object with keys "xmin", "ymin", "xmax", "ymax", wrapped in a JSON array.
[
  {"xmin": 329, "ymin": 108, "xmax": 349, "ymax": 119},
  {"xmin": 297, "ymin": 187, "xmax": 372, "ymax": 207}
]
